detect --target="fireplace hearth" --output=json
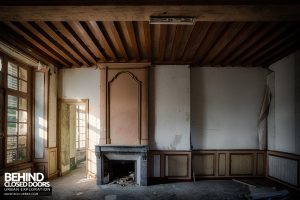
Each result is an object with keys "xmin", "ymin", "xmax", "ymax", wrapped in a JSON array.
[{"xmin": 95, "ymin": 145, "xmax": 148, "ymax": 186}]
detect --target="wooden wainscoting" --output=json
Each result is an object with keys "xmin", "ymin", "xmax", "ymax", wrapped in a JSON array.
[
  {"xmin": 267, "ymin": 150, "xmax": 300, "ymax": 190},
  {"xmin": 149, "ymin": 151, "xmax": 191, "ymax": 180},
  {"xmin": 149, "ymin": 150, "xmax": 265, "ymax": 180},
  {"xmin": 48, "ymin": 147, "xmax": 58, "ymax": 180},
  {"xmin": 34, "ymin": 147, "xmax": 58, "ymax": 180},
  {"xmin": 192, "ymin": 150, "xmax": 266, "ymax": 178},
  {"xmin": 193, "ymin": 153, "xmax": 215, "ymax": 176}
]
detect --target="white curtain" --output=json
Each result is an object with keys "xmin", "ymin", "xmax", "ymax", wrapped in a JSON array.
[{"xmin": 258, "ymin": 86, "xmax": 272, "ymax": 150}]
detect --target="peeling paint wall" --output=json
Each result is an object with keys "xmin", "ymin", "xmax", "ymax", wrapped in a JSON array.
[
  {"xmin": 191, "ymin": 67, "xmax": 267, "ymax": 149},
  {"xmin": 60, "ymin": 104, "xmax": 78, "ymax": 173},
  {"xmin": 60, "ymin": 103, "xmax": 70, "ymax": 173},
  {"xmin": 149, "ymin": 65, "xmax": 190, "ymax": 150},
  {"xmin": 69, "ymin": 105, "xmax": 76, "ymax": 160}
]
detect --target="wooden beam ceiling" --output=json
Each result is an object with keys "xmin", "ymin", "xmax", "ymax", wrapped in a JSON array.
[
  {"xmin": 0, "ymin": 1, "xmax": 299, "ymax": 68},
  {"xmin": 0, "ymin": 21, "xmax": 299, "ymax": 68}
]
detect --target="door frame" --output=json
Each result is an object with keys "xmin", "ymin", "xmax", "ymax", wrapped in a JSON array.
[{"xmin": 57, "ymin": 98, "xmax": 89, "ymax": 176}]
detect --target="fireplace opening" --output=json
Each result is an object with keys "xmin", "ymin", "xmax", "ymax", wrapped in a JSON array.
[{"xmin": 107, "ymin": 160, "xmax": 136, "ymax": 186}]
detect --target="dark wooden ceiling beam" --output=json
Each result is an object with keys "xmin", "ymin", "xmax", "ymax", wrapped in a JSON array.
[
  {"xmin": 86, "ymin": 21, "xmax": 117, "ymax": 61},
  {"xmin": 35, "ymin": 21, "xmax": 89, "ymax": 66},
  {"xmin": 52, "ymin": 21, "xmax": 96, "ymax": 64},
  {"xmin": 0, "ymin": 22, "xmax": 61, "ymax": 66},
  {"xmin": 141, "ymin": 21, "xmax": 151, "ymax": 62},
  {"xmin": 235, "ymin": 23, "xmax": 292, "ymax": 65},
  {"xmin": 223, "ymin": 22, "xmax": 277, "ymax": 66},
  {"xmin": 182, "ymin": 22, "xmax": 211, "ymax": 62},
  {"xmin": 21, "ymin": 21, "xmax": 79, "ymax": 66},
  {"xmin": 200, "ymin": 22, "xmax": 245, "ymax": 65},
  {"xmin": 125, "ymin": 21, "xmax": 140, "ymax": 61},
  {"xmin": 68, "ymin": 21, "xmax": 106, "ymax": 62},
  {"xmin": 174, "ymin": 25, "xmax": 194, "ymax": 61},
  {"xmin": 170, "ymin": 25, "xmax": 185, "ymax": 61},
  {"xmin": 4, "ymin": 21, "xmax": 70, "ymax": 66},
  {"xmin": 252, "ymin": 29, "xmax": 300, "ymax": 66},
  {"xmin": 244, "ymin": 36, "xmax": 300, "ymax": 66},
  {"xmin": 1, "ymin": 4, "xmax": 300, "ymax": 21},
  {"xmin": 212, "ymin": 22, "xmax": 260, "ymax": 65},
  {"xmin": 261, "ymin": 41, "xmax": 300, "ymax": 67},
  {"xmin": 193, "ymin": 22, "xmax": 228, "ymax": 65},
  {"xmin": 152, "ymin": 60, "xmax": 191, "ymax": 65},
  {"xmin": 103, "ymin": 21, "xmax": 128, "ymax": 61},
  {"xmin": 151, "ymin": 24, "xmax": 159, "ymax": 61},
  {"xmin": 158, "ymin": 25, "xmax": 167, "ymax": 62},
  {"xmin": 164, "ymin": 25, "xmax": 177, "ymax": 60}
]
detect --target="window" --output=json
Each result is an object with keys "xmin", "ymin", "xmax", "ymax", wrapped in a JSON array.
[
  {"xmin": 6, "ymin": 61, "xmax": 30, "ymax": 164},
  {"xmin": 76, "ymin": 105, "xmax": 86, "ymax": 149}
]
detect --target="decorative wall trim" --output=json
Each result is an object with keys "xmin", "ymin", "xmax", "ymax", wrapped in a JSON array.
[
  {"xmin": 107, "ymin": 71, "xmax": 142, "ymax": 144},
  {"xmin": 149, "ymin": 151, "xmax": 191, "ymax": 180},
  {"xmin": 149, "ymin": 150, "xmax": 266, "ymax": 180},
  {"xmin": 229, "ymin": 153, "xmax": 254, "ymax": 176},
  {"xmin": 192, "ymin": 150, "xmax": 265, "ymax": 178},
  {"xmin": 48, "ymin": 147, "xmax": 58, "ymax": 179},
  {"xmin": 192, "ymin": 153, "xmax": 215, "ymax": 176},
  {"xmin": 218, "ymin": 153, "xmax": 226, "ymax": 176},
  {"xmin": 100, "ymin": 67, "xmax": 148, "ymax": 145}
]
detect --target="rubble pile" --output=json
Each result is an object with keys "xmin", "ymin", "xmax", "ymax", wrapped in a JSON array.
[{"xmin": 111, "ymin": 171, "xmax": 135, "ymax": 186}]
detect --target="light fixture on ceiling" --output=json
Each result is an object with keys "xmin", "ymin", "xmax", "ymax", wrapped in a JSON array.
[{"xmin": 149, "ymin": 16, "xmax": 195, "ymax": 25}]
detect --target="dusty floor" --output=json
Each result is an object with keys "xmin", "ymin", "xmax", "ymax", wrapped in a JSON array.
[{"xmin": 34, "ymin": 162, "xmax": 299, "ymax": 200}]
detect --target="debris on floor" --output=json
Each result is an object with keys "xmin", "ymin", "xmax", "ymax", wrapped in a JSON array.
[
  {"xmin": 233, "ymin": 179, "xmax": 256, "ymax": 188},
  {"xmin": 233, "ymin": 179, "xmax": 290, "ymax": 200},
  {"xmin": 110, "ymin": 171, "xmax": 136, "ymax": 186},
  {"xmin": 247, "ymin": 187, "xmax": 289, "ymax": 200}
]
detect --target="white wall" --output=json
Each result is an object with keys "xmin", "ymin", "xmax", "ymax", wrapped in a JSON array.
[
  {"xmin": 268, "ymin": 50, "xmax": 300, "ymax": 155},
  {"xmin": 267, "ymin": 72, "xmax": 275, "ymax": 151},
  {"xmin": 191, "ymin": 67, "xmax": 267, "ymax": 149},
  {"xmin": 149, "ymin": 65, "xmax": 190, "ymax": 150},
  {"xmin": 59, "ymin": 68, "xmax": 100, "ymax": 175}
]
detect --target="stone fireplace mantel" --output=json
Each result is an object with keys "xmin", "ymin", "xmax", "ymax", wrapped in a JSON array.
[
  {"xmin": 96, "ymin": 145, "xmax": 148, "ymax": 155},
  {"xmin": 95, "ymin": 145, "xmax": 149, "ymax": 186}
]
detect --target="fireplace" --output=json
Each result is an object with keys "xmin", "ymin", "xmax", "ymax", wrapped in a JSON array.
[
  {"xmin": 95, "ymin": 145, "xmax": 148, "ymax": 186},
  {"xmin": 109, "ymin": 160, "xmax": 135, "ymax": 183},
  {"xmin": 97, "ymin": 67, "xmax": 149, "ymax": 186}
]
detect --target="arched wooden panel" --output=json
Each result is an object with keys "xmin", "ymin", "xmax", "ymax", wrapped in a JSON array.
[{"xmin": 108, "ymin": 71, "xmax": 141, "ymax": 145}]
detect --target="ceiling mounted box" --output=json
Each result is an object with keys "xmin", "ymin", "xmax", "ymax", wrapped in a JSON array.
[{"xmin": 149, "ymin": 17, "xmax": 195, "ymax": 25}]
